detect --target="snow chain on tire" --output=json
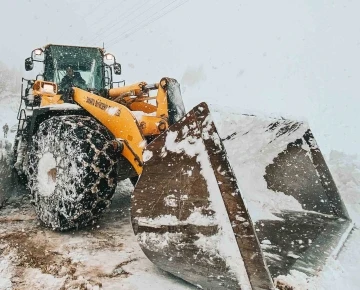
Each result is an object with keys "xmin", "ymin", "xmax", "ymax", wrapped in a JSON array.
[{"xmin": 27, "ymin": 115, "xmax": 120, "ymax": 230}]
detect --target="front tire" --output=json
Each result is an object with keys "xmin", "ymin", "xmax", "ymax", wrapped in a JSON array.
[{"xmin": 27, "ymin": 115, "xmax": 119, "ymax": 230}]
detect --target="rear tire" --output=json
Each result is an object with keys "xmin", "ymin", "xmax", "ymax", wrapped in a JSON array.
[{"xmin": 27, "ymin": 115, "xmax": 119, "ymax": 230}]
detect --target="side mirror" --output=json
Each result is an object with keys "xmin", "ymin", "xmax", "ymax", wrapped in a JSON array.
[
  {"xmin": 114, "ymin": 63, "xmax": 121, "ymax": 75},
  {"xmin": 25, "ymin": 57, "xmax": 34, "ymax": 71}
]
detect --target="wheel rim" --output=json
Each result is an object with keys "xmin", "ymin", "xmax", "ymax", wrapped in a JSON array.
[{"xmin": 37, "ymin": 152, "xmax": 57, "ymax": 197}]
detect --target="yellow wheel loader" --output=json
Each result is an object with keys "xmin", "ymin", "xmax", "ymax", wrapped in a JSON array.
[{"xmin": 0, "ymin": 44, "xmax": 354, "ymax": 289}]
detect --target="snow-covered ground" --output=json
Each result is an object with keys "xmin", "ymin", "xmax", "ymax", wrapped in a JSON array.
[
  {"xmin": 0, "ymin": 96, "xmax": 359, "ymax": 289},
  {"xmin": 0, "ymin": 180, "xmax": 195, "ymax": 290}
]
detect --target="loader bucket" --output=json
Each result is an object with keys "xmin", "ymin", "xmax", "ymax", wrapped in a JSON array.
[{"xmin": 131, "ymin": 103, "xmax": 353, "ymax": 290}]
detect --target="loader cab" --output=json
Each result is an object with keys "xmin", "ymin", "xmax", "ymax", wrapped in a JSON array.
[
  {"xmin": 25, "ymin": 44, "xmax": 122, "ymax": 94},
  {"xmin": 43, "ymin": 45, "xmax": 105, "ymax": 93}
]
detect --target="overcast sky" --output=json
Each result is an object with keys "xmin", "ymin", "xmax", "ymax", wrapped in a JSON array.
[{"xmin": 1, "ymin": 0, "xmax": 359, "ymax": 155}]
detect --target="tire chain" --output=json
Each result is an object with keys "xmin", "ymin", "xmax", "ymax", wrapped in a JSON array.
[{"xmin": 26, "ymin": 115, "xmax": 119, "ymax": 230}]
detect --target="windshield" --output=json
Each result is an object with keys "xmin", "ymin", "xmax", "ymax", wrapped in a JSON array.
[{"xmin": 44, "ymin": 45, "xmax": 104, "ymax": 92}]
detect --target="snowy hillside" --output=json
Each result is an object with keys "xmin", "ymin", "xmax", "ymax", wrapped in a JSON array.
[
  {"xmin": 0, "ymin": 92, "xmax": 19, "ymax": 142},
  {"xmin": 0, "ymin": 96, "xmax": 359, "ymax": 289}
]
